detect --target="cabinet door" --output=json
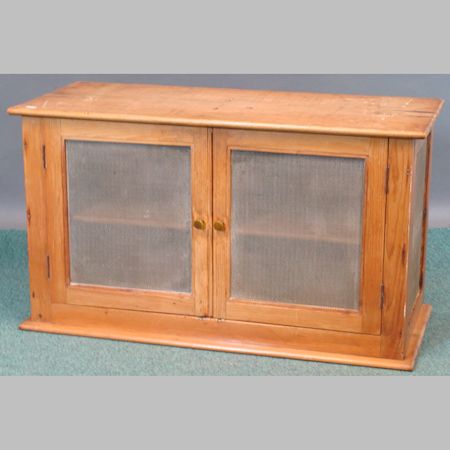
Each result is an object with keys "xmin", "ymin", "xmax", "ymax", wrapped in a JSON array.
[
  {"xmin": 47, "ymin": 120, "xmax": 211, "ymax": 317},
  {"xmin": 213, "ymin": 129, "xmax": 387, "ymax": 334}
]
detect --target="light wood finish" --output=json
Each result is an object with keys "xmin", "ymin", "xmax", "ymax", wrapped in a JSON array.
[
  {"xmin": 36, "ymin": 303, "xmax": 381, "ymax": 357},
  {"xmin": 416, "ymin": 137, "xmax": 432, "ymax": 312},
  {"xmin": 19, "ymin": 302, "xmax": 431, "ymax": 371},
  {"xmin": 207, "ymin": 128, "xmax": 214, "ymax": 317},
  {"xmin": 67, "ymin": 284, "xmax": 193, "ymax": 316},
  {"xmin": 22, "ymin": 118, "xmax": 51, "ymax": 321},
  {"xmin": 402, "ymin": 303, "xmax": 432, "ymax": 370},
  {"xmin": 44, "ymin": 119, "xmax": 66, "ymax": 304},
  {"xmin": 421, "ymin": 132, "xmax": 434, "ymax": 292},
  {"xmin": 406, "ymin": 290, "xmax": 425, "ymax": 345},
  {"xmin": 60, "ymin": 118, "xmax": 204, "ymax": 145},
  {"xmin": 224, "ymin": 301, "xmax": 364, "ymax": 333},
  {"xmin": 191, "ymin": 125, "xmax": 212, "ymax": 316},
  {"xmin": 8, "ymin": 82, "xmax": 443, "ymax": 139},
  {"xmin": 210, "ymin": 128, "xmax": 378, "ymax": 157},
  {"xmin": 404, "ymin": 134, "xmax": 433, "ymax": 344},
  {"xmin": 361, "ymin": 137, "xmax": 389, "ymax": 333},
  {"xmin": 213, "ymin": 128, "xmax": 387, "ymax": 334},
  {"xmin": 419, "ymin": 133, "xmax": 434, "ymax": 298},
  {"xmin": 49, "ymin": 120, "xmax": 212, "ymax": 317},
  {"xmin": 381, "ymin": 139, "xmax": 416, "ymax": 359},
  {"xmin": 212, "ymin": 129, "xmax": 229, "ymax": 320}
]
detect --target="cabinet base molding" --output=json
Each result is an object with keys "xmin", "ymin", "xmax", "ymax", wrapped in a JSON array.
[{"xmin": 19, "ymin": 303, "xmax": 431, "ymax": 371}]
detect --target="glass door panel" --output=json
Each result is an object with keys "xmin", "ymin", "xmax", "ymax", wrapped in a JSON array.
[
  {"xmin": 66, "ymin": 140, "xmax": 192, "ymax": 293},
  {"xmin": 231, "ymin": 150, "xmax": 364, "ymax": 310}
]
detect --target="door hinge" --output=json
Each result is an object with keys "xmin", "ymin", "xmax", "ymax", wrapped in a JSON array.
[
  {"xmin": 380, "ymin": 284, "xmax": 385, "ymax": 309},
  {"xmin": 385, "ymin": 165, "xmax": 390, "ymax": 194},
  {"xmin": 46, "ymin": 255, "xmax": 51, "ymax": 279},
  {"xmin": 42, "ymin": 144, "xmax": 47, "ymax": 170}
]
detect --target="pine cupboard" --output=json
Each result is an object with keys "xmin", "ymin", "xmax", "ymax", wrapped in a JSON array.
[{"xmin": 8, "ymin": 82, "xmax": 443, "ymax": 370}]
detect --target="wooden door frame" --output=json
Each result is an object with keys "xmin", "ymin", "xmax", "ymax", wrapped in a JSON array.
[
  {"xmin": 45, "ymin": 119, "xmax": 212, "ymax": 318},
  {"xmin": 212, "ymin": 128, "xmax": 388, "ymax": 334}
]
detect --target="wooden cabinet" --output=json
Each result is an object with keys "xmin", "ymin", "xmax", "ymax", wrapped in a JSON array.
[{"xmin": 8, "ymin": 82, "xmax": 443, "ymax": 370}]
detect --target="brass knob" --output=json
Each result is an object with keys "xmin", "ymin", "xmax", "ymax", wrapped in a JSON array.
[
  {"xmin": 213, "ymin": 221, "xmax": 226, "ymax": 232},
  {"xmin": 193, "ymin": 219, "xmax": 206, "ymax": 231}
]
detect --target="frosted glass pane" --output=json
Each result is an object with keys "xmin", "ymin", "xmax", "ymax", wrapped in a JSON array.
[
  {"xmin": 231, "ymin": 151, "xmax": 364, "ymax": 310},
  {"xmin": 406, "ymin": 142, "xmax": 427, "ymax": 315},
  {"xmin": 66, "ymin": 140, "xmax": 191, "ymax": 293}
]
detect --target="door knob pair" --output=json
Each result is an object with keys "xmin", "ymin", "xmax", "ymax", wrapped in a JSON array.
[{"xmin": 193, "ymin": 220, "xmax": 225, "ymax": 232}]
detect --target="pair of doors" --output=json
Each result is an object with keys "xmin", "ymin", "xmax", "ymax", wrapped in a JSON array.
[{"xmin": 46, "ymin": 120, "xmax": 387, "ymax": 335}]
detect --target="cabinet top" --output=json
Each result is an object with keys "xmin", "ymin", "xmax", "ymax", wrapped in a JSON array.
[{"xmin": 8, "ymin": 82, "xmax": 443, "ymax": 138}]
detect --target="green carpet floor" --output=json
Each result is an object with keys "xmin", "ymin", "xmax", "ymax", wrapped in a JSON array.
[{"xmin": 0, "ymin": 229, "xmax": 448, "ymax": 375}]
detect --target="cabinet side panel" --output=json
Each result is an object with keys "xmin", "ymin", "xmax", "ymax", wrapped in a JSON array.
[
  {"xmin": 22, "ymin": 118, "xmax": 51, "ymax": 320},
  {"xmin": 381, "ymin": 139, "xmax": 415, "ymax": 359},
  {"xmin": 419, "ymin": 133, "xmax": 434, "ymax": 300},
  {"xmin": 406, "ymin": 139, "xmax": 428, "ymax": 318}
]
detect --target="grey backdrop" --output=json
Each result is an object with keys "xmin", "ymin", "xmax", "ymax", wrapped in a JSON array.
[{"xmin": 1, "ymin": 75, "xmax": 449, "ymax": 228}]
